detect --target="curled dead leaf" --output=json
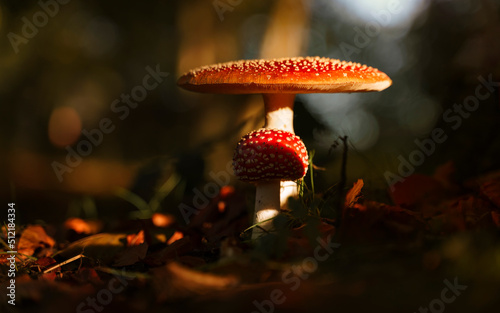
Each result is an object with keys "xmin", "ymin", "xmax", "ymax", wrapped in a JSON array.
[
  {"xmin": 58, "ymin": 233, "xmax": 129, "ymax": 265},
  {"xmin": 480, "ymin": 179, "xmax": 500, "ymax": 209},
  {"xmin": 390, "ymin": 174, "xmax": 447, "ymax": 210},
  {"xmin": 127, "ymin": 230, "xmax": 145, "ymax": 246},
  {"xmin": 18, "ymin": 225, "xmax": 55, "ymax": 258},
  {"xmin": 345, "ymin": 179, "xmax": 364, "ymax": 209}
]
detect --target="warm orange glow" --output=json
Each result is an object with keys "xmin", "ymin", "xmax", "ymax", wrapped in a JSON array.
[
  {"xmin": 48, "ymin": 106, "xmax": 82, "ymax": 147},
  {"xmin": 167, "ymin": 231, "xmax": 184, "ymax": 245},
  {"xmin": 64, "ymin": 218, "xmax": 102, "ymax": 234},
  {"xmin": 18, "ymin": 225, "xmax": 56, "ymax": 259},
  {"xmin": 345, "ymin": 179, "xmax": 364, "ymax": 207},
  {"xmin": 152, "ymin": 213, "xmax": 175, "ymax": 228},
  {"xmin": 219, "ymin": 185, "xmax": 234, "ymax": 198},
  {"xmin": 217, "ymin": 201, "xmax": 226, "ymax": 213},
  {"xmin": 127, "ymin": 230, "xmax": 145, "ymax": 246}
]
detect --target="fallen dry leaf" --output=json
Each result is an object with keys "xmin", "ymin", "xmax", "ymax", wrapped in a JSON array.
[
  {"xmin": 465, "ymin": 169, "xmax": 500, "ymax": 189},
  {"xmin": 341, "ymin": 200, "xmax": 424, "ymax": 242},
  {"xmin": 113, "ymin": 243, "xmax": 148, "ymax": 267},
  {"xmin": 390, "ymin": 174, "xmax": 446, "ymax": 209},
  {"xmin": 345, "ymin": 179, "xmax": 364, "ymax": 210},
  {"xmin": 480, "ymin": 179, "xmax": 500, "ymax": 209},
  {"xmin": 58, "ymin": 233, "xmax": 129, "ymax": 265},
  {"xmin": 451, "ymin": 196, "xmax": 495, "ymax": 228},
  {"xmin": 189, "ymin": 185, "xmax": 249, "ymax": 244},
  {"xmin": 35, "ymin": 257, "xmax": 57, "ymax": 268},
  {"xmin": 71, "ymin": 267, "xmax": 102, "ymax": 285},
  {"xmin": 144, "ymin": 237, "xmax": 195, "ymax": 267},
  {"xmin": 127, "ymin": 230, "xmax": 145, "ymax": 246},
  {"xmin": 167, "ymin": 231, "xmax": 184, "ymax": 245},
  {"xmin": 18, "ymin": 225, "xmax": 55, "ymax": 258}
]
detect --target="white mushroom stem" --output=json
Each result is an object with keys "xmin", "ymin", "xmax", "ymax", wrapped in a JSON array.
[
  {"xmin": 253, "ymin": 181, "xmax": 281, "ymax": 239},
  {"xmin": 263, "ymin": 93, "xmax": 300, "ymax": 210},
  {"xmin": 280, "ymin": 180, "xmax": 300, "ymax": 208},
  {"xmin": 252, "ymin": 93, "xmax": 300, "ymax": 239},
  {"xmin": 263, "ymin": 93, "xmax": 296, "ymax": 133}
]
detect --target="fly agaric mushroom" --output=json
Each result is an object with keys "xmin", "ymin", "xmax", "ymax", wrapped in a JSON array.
[
  {"xmin": 233, "ymin": 128, "xmax": 308, "ymax": 237},
  {"xmin": 177, "ymin": 57, "xmax": 391, "ymax": 238}
]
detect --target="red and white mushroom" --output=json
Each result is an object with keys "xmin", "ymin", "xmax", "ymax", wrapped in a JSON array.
[
  {"xmin": 233, "ymin": 128, "xmax": 308, "ymax": 182},
  {"xmin": 232, "ymin": 128, "xmax": 308, "ymax": 236},
  {"xmin": 178, "ymin": 57, "xmax": 392, "ymax": 238}
]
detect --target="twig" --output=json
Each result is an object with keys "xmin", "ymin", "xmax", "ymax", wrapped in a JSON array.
[
  {"xmin": 43, "ymin": 254, "xmax": 85, "ymax": 273},
  {"xmin": 337, "ymin": 136, "xmax": 348, "ymax": 229},
  {"xmin": 309, "ymin": 150, "xmax": 316, "ymax": 201}
]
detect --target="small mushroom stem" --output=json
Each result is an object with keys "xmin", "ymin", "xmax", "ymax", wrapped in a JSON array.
[
  {"xmin": 280, "ymin": 180, "xmax": 300, "ymax": 208},
  {"xmin": 263, "ymin": 93, "xmax": 300, "ymax": 210},
  {"xmin": 253, "ymin": 181, "xmax": 281, "ymax": 239},
  {"xmin": 263, "ymin": 93, "xmax": 296, "ymax": 133}
]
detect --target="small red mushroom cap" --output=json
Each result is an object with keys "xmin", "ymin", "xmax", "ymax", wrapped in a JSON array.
[{"xmin": 233, "ymin": 129, "xmax": 308, "ymax": 182}]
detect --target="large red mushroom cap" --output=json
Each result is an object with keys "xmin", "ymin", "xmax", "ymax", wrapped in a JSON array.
[
  {"xmin": 177, "ymin": 56, "xmax": 392, "ymax": 94},
  {"xmin": 233, "ymin": 128, "xmax": 308, "ymax": 182}
]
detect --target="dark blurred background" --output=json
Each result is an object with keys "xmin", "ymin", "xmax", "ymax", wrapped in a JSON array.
[{"xmin": 0, "ymin": 0, "xmax": 499, "ymax": 224}]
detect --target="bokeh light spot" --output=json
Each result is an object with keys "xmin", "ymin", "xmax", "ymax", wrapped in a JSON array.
[
  {"xmin": 329, "ymin": 0, "xmax": 429, "ymax": 29},
  {"xmin": 48, "ymin": 106, "xmax": 82, "ymax": 148}
]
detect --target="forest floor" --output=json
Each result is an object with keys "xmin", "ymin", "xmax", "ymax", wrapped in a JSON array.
[{"xmin": 1, "ymin": 161, "xmax": 500, "ymax": 313}]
